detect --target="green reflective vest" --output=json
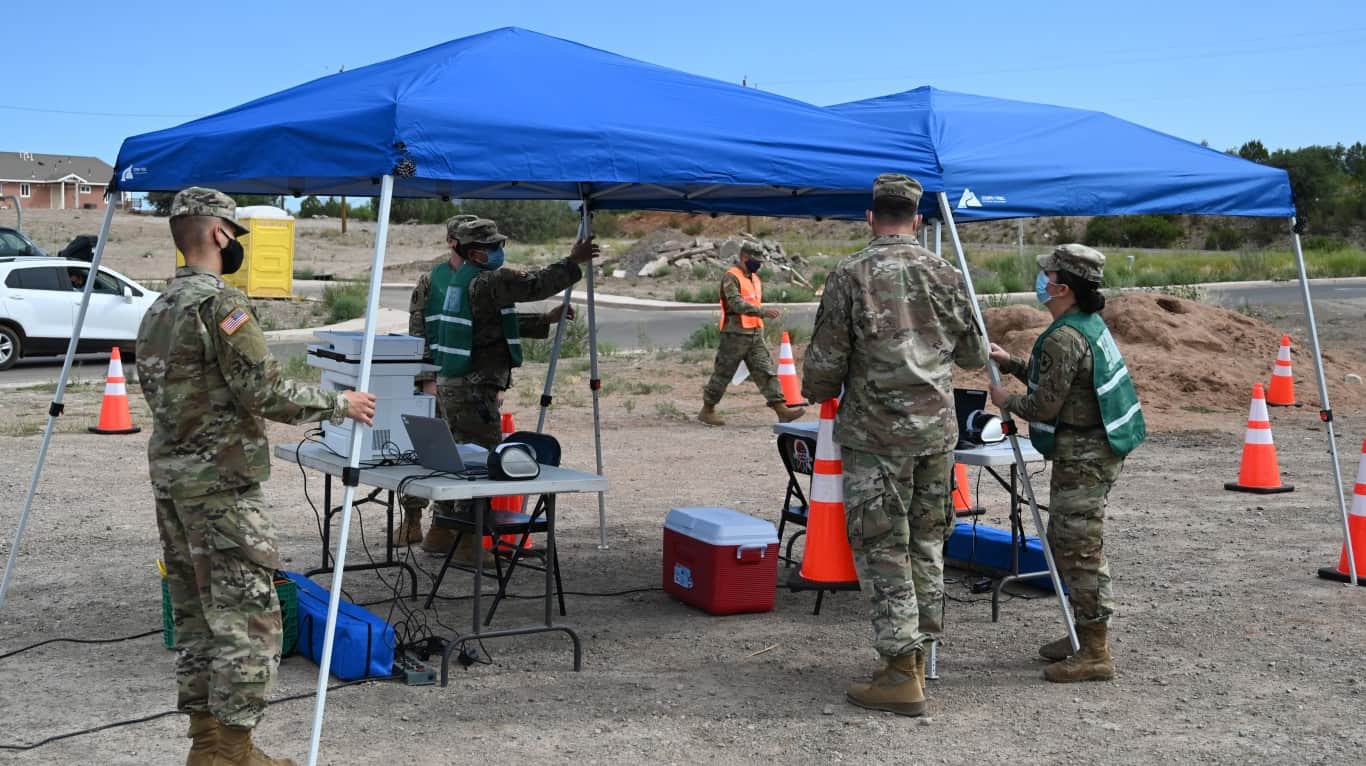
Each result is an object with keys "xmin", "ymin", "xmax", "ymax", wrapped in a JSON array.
[
  {"xmin": 1027, "ymin": 312, "xmax": 1146, "ymax": 458},
  {"xmin": 424, "ymin": 263, "xmax": 521, "ymax": 378}
]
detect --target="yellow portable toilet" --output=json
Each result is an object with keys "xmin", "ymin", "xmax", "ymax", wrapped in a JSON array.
[{"xmin": 175, "ymin": 205, "xmax": 295, "ymax": 298}]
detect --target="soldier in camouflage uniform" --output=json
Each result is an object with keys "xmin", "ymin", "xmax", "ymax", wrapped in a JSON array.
[
  {"xmin": 136, "ymin": 188, "xmax": 376, "ymax": 766},
  {"xmin": 406, "ymin": 217, "xmax": 597, "ymax": 562},
  {"xmin": 802, "ymin": 174, "xmax": 987, "ymax": 717},
  {"xmin": 698, "ymin": 241, "xmax": 806, "ymax": 426},
  {"xmin": 396, "ymin": 215, "xmax": 478, "ymax": 547},
  {"xmin": 989, "ymin": 244, "xmax": 1145, "ymax": 683}
]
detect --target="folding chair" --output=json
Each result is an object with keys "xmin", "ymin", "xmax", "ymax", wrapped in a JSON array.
[
  {"xmin": 423, "ymin": 432, "xmax": 566, "ymax": 626},
  {"xmin": 775, "ymin": 432, "xmax": 817, "ymax": 567}
]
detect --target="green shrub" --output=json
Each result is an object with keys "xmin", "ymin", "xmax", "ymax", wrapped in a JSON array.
[
  {"xmin": 322, "ymin": 283, "xmax": 367, "ymax": 323},
  {"xmin": 522, "ymin": 316, "xmax": 588, "ymax": 362},
  {"xmin": 691, "ymin": 263, "xmax": 714, "ymax": 280},
  {"xmin": 1204, "ymin": 226, "xmax": 1245, "ymax": 251},
  {"xmin": 682, "ymin": 221, "xmax": 705, "ymax": 236},
  {"xmin": 768, "ymin": 286, "xmax": 816, "ymax": 303},
  {"xmin": 683, "ymin": 322, "xmax": 722, "ymax": 350},
  {"xmin": 1303, "ymin": 235, "xmax": 1348, "ymax": 252},
  {"xmin": 1085, "ymin": 216, "xmax": 1183, "ymax": 248},
  {"xmin": 282, "ymin": 354, "xmax": 321, "ymax": 383}
]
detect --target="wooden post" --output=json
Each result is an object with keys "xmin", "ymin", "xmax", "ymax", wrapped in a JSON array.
[{"xmin": 341, "ymin": 196, "xmax": 347, "ymax": 234}]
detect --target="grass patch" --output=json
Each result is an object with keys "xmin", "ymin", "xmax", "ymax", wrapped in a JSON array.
[
  {"xmin": 293, "ymin": 266, "xmax": 316, "ymax": 280},
  {"xmin": 522, "ymin": 316, "xmax": 617, "ymax": 362},
  {"xmin": 674, "ymin": 284, "xmax": 721, "ymax": 303},
  {"xmin": 684, "ymin": 323, "xmax": 722, "ymax": 350},
  {"xmin": 603, "ymin": 380, "xmax": 674, "ymax": 396},
  {"xmin": 1181, "ymin": 404, "xmax": 1216, "ymax": 414},
  {"xmin": 655, "ymin": 401, "xmax": 687, "ymax": 420},
  {"xmin": 321, "ymin": 282, "xmax": 367, "ymax": 323}
]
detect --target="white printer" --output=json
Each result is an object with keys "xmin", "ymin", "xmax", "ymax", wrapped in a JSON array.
[{"xmin": 306, "ymin": 330, "xmax": 437, "ymax": 460}]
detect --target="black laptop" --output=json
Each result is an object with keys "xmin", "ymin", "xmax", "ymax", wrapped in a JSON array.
[{"xmin": 401, "ymin": 415, "xmax": 486, "ymax": 475}]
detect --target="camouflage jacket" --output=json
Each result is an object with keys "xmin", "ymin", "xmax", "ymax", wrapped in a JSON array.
[
  {"xmin": 409, "ymin": 257, "xmax": 582, "ymax": 389},
  {"xmin": 801, "ymin": 234, "xmax": 987, "ymax": 456},
  {"xmin": 720, "ymin": 269, "xmax": 763, "ymax": 334},
  {"xmin": 136, "ymin": 266, "xmax": 347, "ymax": 499},
  {"xmin": 1000, "ymin": 307, "xmax": 1103, "ymax": 429}
]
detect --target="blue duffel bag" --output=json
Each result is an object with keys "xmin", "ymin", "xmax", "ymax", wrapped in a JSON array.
[{"xmin": 284, "ymin": 572, "xmax": 395, "ymax": 680}]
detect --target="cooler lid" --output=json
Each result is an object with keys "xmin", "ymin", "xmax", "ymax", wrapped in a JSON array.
[{"xmin": 665, "ymin": 507, "xmax": 777, "ymax": 547}]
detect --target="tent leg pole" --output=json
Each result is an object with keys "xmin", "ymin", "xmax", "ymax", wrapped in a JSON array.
[
  {"xmin": 535, "ymin": 285, "xmax": 574, "ymax": 435},
  {"xmin": 577, "ymin": 193, "xmax": 608, "ymax": 549},
  {"xmin": 306, "ymin": 174, "xmax": 395, "ymax": 766},
  {"xmin": 1290, "ymin": 220, "xmax": 1355, "ymax": 585},
  {"xmin": 934, "ymin": 219, "xmax": 942, "ymax": 258},
  {"xmin": 0, "ymin": 200, "xmax": 115, "ymax": 612},
  {"xmin": 938, "ymin": 194, "xmax": 1079, "ymax": 652}
]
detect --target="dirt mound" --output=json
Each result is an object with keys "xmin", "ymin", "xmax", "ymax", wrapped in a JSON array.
[{"xmin": 977, "ymin": 293, "xmax": 1366, "ymax": 420}]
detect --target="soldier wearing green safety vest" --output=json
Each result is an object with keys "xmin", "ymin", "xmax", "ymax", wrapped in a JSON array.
[
  {"xmin": 401, "ymin": 217, "xmax": 597, "ymax": 563},
  {"xmin": 989, "ymin": 243, "xmax": 1145, "ymax": 685}
]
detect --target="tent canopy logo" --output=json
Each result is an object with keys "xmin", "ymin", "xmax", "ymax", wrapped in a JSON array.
[{"xmin": 957, "ymin": 188, "xmax": 982, "ymax": 209}]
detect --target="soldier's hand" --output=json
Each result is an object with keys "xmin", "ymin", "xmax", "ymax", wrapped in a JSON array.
[
  {"xmin": 421, "ymin": 380, "xmax": 437, "ymax": 396},
  {"xmin": 547, "ymin": 304, "xmax": 576, "ymax": 324},
  {"xmin": 570, "ymin": 237, "xmax": 599, "ymax": 264},
  {"xmin": 989, "ymin": 343, "xmax": 1012, "ymax": 364},
  {"xmin": 343, "ymin": 391, "xmax": 377, "ymax": 426},
  {"xmin": 762, "ymin": 307, "xmax": 781, "ymax": 319},
  {"xmin": 988, "ymin": 383, "xmax": 1008, "ymax": 408}
]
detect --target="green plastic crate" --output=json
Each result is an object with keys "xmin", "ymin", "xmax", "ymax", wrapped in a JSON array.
[{"xmin": 161, "ymin": 572, "xmax": 298, "ymax": 655}]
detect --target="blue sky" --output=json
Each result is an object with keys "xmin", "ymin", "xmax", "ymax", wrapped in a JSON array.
[{"xmin": 5, "ymin": 0, "xmax": 1363, "ymax": 168}]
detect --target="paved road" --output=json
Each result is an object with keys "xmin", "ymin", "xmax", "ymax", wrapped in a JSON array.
[{"xmin": 4, "ymin": 280, "xmax": 1362, "ymax": 389}]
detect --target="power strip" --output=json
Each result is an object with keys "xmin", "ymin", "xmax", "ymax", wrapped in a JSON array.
[{"xmin": 394, "ymin": 651, "xmax": 437, "ymax": 686}]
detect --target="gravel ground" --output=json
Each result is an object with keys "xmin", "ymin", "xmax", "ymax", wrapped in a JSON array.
[{"xmin": 1, "ymin": 303, "xmax": 1364, "ymax": 765}]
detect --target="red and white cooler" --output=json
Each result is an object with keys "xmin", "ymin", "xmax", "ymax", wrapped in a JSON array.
[{"xmin": 663, "ymin": 507, "xmax": 779, "ymax": 615}]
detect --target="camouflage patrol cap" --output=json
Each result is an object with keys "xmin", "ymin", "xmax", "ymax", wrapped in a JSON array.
[
  {"xmin": 1038, "ymin": 243, "xmax": 1106, "ymax": 282},
  {"xmin": 454, "ymin": 218, "xmax": 508, "ymax": 247},
  {"xmin": 872, "ymin": 173, "xmax": 924, "ymax": 208},
  {"xmin": 738, "ymin": 238, "xmax": 766, "ymax": 257},
  {"xmin": 169, "ymin": 187, "xmax": 249, "ymax": 236},
  {"xmin": 445, "ymin": 214, "xmax": 479, "ymax": 239}
]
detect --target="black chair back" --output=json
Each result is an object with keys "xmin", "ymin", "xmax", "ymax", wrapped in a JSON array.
[{"xmin": 504, "ymin": 431, "xmax": 561, "ymax": 467}]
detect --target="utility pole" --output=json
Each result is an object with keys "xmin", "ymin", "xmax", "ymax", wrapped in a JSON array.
[{"xmin": 341, "ymin": 196, "xmax": 347, "ymax": 234}]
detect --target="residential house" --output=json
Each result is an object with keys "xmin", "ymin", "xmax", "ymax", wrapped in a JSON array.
[{"xmin": 0, "ymin": 152, "xmax": 120, "ymax": 210}]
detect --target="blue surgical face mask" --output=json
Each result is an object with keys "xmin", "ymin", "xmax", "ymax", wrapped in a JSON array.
[
  {"xmin": 1035, "ymin": 271, "xmax": 1054, "ymax": 305},
  {"xmin": 479, "ymin": 246, "xmax": 505, "ymax": 270}
]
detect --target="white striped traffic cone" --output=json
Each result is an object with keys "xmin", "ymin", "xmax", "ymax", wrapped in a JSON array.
[
  {"xmin": 795, "ymin": 399, "xmax": 858, "ymax": 584},
  {"xmin": 1266, "ymin": 334, "xmax": 1296, "ymax": 407},
  {"xmin": 89, "ymin": 347, "xmax": 141, "ymax": 435},
  {"xmin": 1318, "ymin": 436, "xmax": 1366, "ymax": 584},
  {"xmin": 777, "ymin": 331, "xmax": 805, "ymax": 407},
  {"xmin": 1224, "ymin": 383, "xmax": 1291, "ymax": 494}
]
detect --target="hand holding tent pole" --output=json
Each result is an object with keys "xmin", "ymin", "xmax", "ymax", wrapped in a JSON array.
[
  {"xmin": 306, "ymin": 175, "xmax": 395, "ymax": 766},
  {"xmin": 938, "ymin": 193, "xmax": 1079, "ymax": 653}
]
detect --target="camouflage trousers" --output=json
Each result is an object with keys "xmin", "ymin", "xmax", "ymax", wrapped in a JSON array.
[
  {"xmin": 842, "ymin": 447, "xmax": 956, "ymax": 658},
  {"xmin": 702, "ymin": 331, "xmax": 784, "ymax": 406},
  {"xmin": 1048, "ymin": 444, "xmax": 1125, "ymax": 627},
  {"xmin": 401, "ymin": 376, "xmax": 504, "ymax": 518},
  {"xmin": 155, "ymin": 484, "xmax": 282, "ymax": 729}
]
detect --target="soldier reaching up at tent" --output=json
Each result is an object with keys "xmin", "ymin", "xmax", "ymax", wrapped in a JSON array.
[
  {"xmin": 989, "ymin": 244, "xmax": 1144, "ymax": 683},
  {"xmin": 406, "ymin": 217, "xmax": 598, "ymax": 564},
  {"xmin": 698, "ymin": 239, "xmax": 806, "ymax": 426},
  {"xmin": 802, "ymin": 174, "xmax": 986, "ymax": 717},
  {"xmin": 137, "ymin": 187, "xmax": 376, "ymax": 766}
]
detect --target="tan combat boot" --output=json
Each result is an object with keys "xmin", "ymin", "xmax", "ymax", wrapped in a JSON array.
[
  {"xmin": 397, "ymin": 508, "xmax": 424, "ymax": 546},
  {"xmin": 186, "ymin": 712, "xmax": 219, "ymax": 766},
  {"xmin": 450, "ymin": 534, "xmax": 497, "ymax": 571},
  {"xmin": 1042, "ymin": 623, "xmax": 1114, "ymax": 683},
  {"xmin": 214, "ymin": 725, "xmax": 296, "ymax": 766},
  {"xmin": 421, "ymin": 525, "xmax": 456, "ymax": 554},
  {"xmin": 770, "ymin": 402, "xmax": 806, "ymax": 423},
  {"xmin": 698, "ymin": 403, "xmax": 726, "ymax": 427},
  {"xmin": 845, "ymin": 649, "xmax": 927, "ymax": 717},
  {"xmin": 1038, "ymin": 635, "xmax": 1076, "ymax": 662}
]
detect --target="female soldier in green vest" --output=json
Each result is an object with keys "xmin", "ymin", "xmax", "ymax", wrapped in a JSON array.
[{"xmin": 988, "ymin": 243, "xmax": 1145, "ymax": 683}]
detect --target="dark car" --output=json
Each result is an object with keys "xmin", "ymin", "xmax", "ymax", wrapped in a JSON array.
[{"xmin": 0, "ymin": 227, "xmax": 50, "ymax": 258}]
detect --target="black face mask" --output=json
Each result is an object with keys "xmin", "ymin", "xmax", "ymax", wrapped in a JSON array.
[
  {"xmin": 220, "ymin": 237, "xmax": 245, "ymax": 275},
  {"xmin": 744, "ymin": 258, "xmax": 762, "ymax": 274}
]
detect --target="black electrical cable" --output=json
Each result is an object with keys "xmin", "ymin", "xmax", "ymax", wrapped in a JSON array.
[
  {"xmin": 0, "ymin": 674, "xmax": 401, "ymax": 753},
  {"xmin": 0, "ymin": 629, "xmax": 161, "ymax": 661}
]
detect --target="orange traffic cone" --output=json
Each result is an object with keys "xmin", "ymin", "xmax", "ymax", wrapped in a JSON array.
[
  {"xmin": 89, "ymin": 347, "xmax": 140, "ymax": 435},
  {"xmin": 1224, "ymin": 383, "xmax": 1292, "ymax": 494},
  {"xmin": 951, "ymin": 463, "xmax": 979, "ymax": 515},
  {"xmin": 789, "ymin": 399, "xmax": 859, "ymax": 595},
  {"xmin": 1266, "ymin": 334, "xmax": 1296, "ymax": 407},
  {"xmin": 487, "ymin": 412, "xmax": 530, "ymax": 552},
  {"xmin": 776, "ymin": 332, "xmax": 806, "ymax": 407},
  {"xmin": 1318, "ymin": 437, "xmax": 1366, "ymax": 584}
]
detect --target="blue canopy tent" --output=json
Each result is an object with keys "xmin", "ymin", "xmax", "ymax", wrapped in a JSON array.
[
  {"xmin": 7, "ymin": 29, "xmax": 1026, "ymax": 766},
  {"xmin": 831, "ymin": 86, "xmax": 1355, "ymax": 583}
]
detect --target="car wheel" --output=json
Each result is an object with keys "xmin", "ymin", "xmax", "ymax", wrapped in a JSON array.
[{"xmin": 0, "ymin": 325, "xmax": 21, "ymax": 371}]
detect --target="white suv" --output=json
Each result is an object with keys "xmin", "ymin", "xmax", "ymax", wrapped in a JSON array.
[{"xmin": 0, "ymin": 257, "xmax": 161, "ymax": 370}]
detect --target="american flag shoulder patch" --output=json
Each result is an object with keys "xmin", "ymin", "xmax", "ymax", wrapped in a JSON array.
[{"xmin": 219, "ymin": 307, "xmax": 251, "ymax": 335}]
